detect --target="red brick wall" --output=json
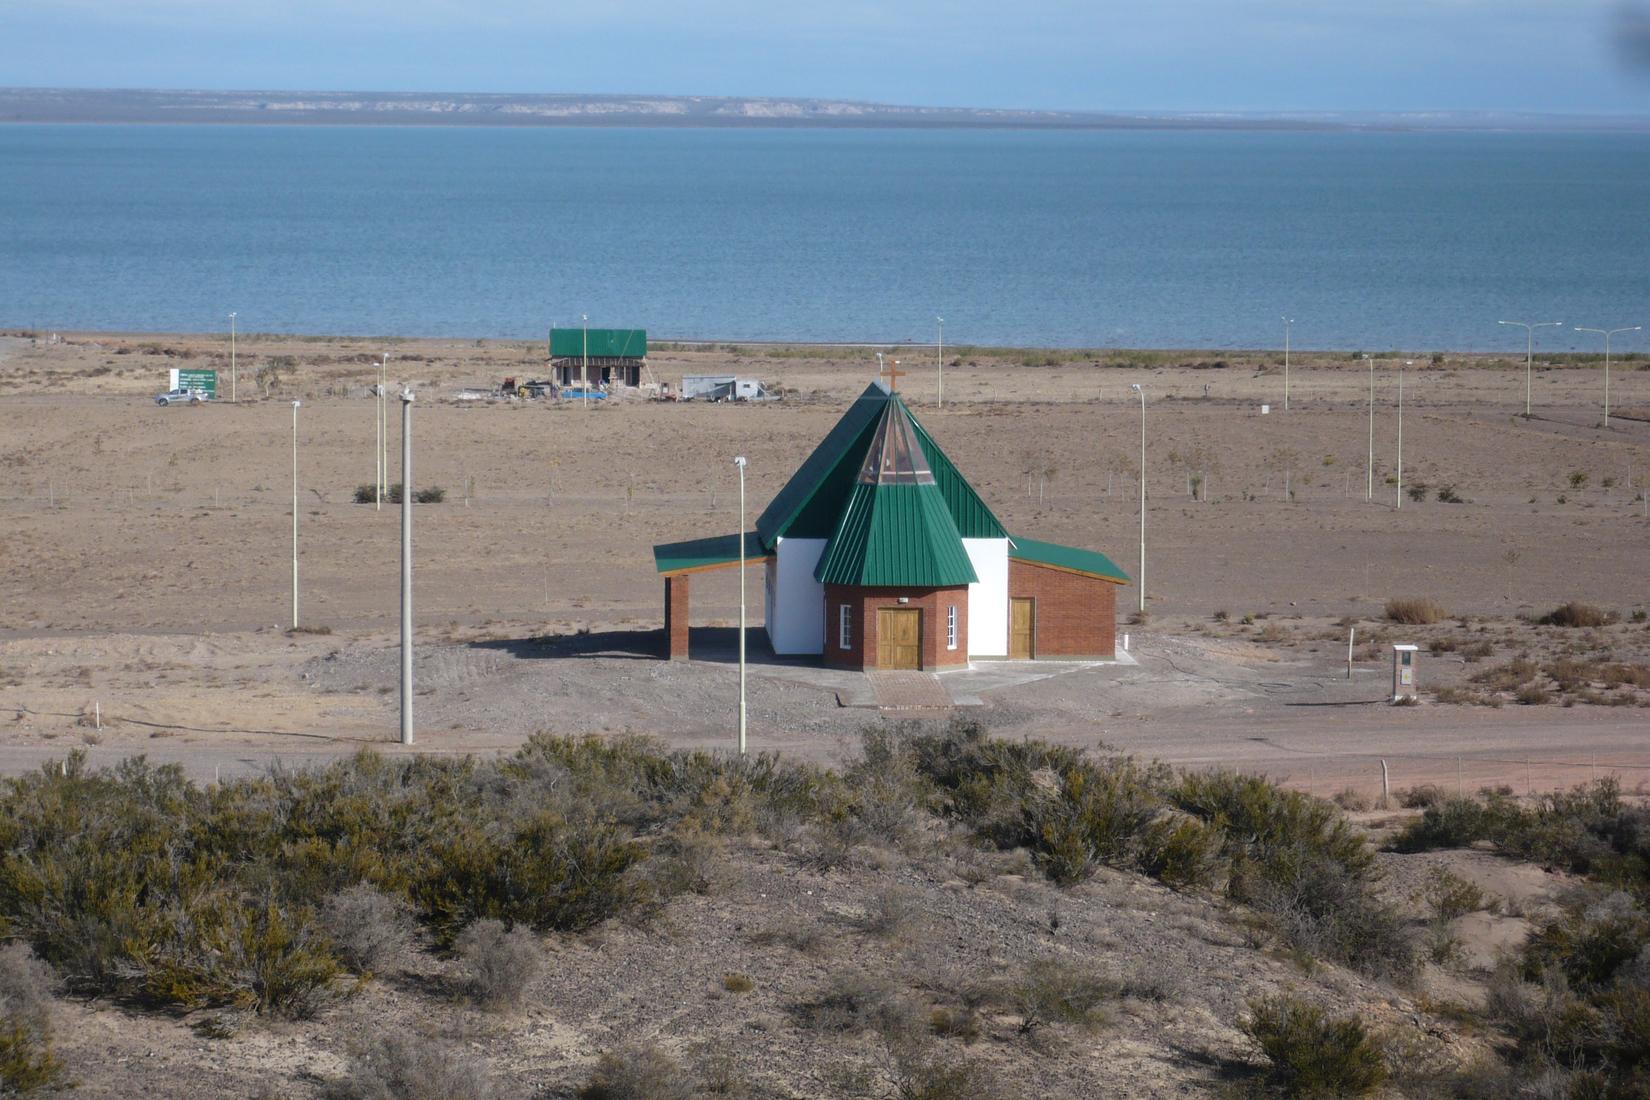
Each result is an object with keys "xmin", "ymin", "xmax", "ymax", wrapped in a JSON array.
[
  {"xmin": 1006, "ymin": 562, "xmax": 1118, "ymax": 659},
  {"xmin": 664, "ymin": 575, "xmax": 691, "ymax": 660},
  {"xmin": 822, "ymin": 585, "xmax": 969, "ymax": 670}
]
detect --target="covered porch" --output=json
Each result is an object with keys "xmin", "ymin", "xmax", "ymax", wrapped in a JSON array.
[{"xmin": 653, "ymin": 531, "xmax": 773, "ymax": 660}]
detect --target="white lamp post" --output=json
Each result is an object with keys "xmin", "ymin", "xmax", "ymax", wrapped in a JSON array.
[
  {"xmin": 1574, "ymin": 326, "xmax": 1641, "ymax": 427},
  {"xmin": 1396, "ymin": 362, "xmax": 1411, "ymax": 509},
  {"xmin": 1498, "ymin": 320, "xmax": 1563, "ymax": 418},
  {"xmin": 229, "ymin": 312, "xmax": 238, "ymax": 403},
  {"xmin": 291, "ymin": 399, "xmax": 301, "ymax": 629},
  {"xmin": 936, "ymin": 317, "xmax": 945, "ymax": 409},
  {"xmin": 733, "ymin": 455, "xmax": 748, "ymax": 755},
  {"xmin": 581, "ymin": 314, "xmax": 589, "ymax": 410},
  {"xmin": 1364, "ymin": 354, "xmax": 1374, "ymax": 501},
  {"xmin": 400, "ymin": 388, "xmax": 415, "ymax": 746},
  {"xmin": 1282, "ymin": 317, "xmax": 1294, "ymax": 411},
  {"xmin": 876, "ymin": 351, "xmax": 885, "ymax": 385},
  {"xmin": 1131, "ymin": 384, "xmax": 1146, "ymax": 613},
  {"xmin": 377, "ymin": 354, "xmax": 389, "ymax": 511}
]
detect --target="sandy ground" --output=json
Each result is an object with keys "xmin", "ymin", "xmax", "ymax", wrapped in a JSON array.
[{"xmin": 1, "ymin": 330, "xmax": 1648, "ymax": 796}]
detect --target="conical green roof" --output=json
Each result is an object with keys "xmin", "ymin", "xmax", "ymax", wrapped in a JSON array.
[
  {"xmin": 755, "ymin": 383, "xmax": 1006, "ymax": 548},
  {"xmin": 813, "ymin": 396, "xmax": 978, "ymax": 588}
]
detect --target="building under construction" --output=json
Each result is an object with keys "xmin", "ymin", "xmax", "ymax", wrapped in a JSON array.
[{"xmin": 548, "ymin": 327, "xmax": 647, "ymax": 388}]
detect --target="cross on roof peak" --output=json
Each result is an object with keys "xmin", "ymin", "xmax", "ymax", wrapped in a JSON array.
[{"xmin": 878, "ymin": 357, "xmax": 905, "ymax": 392}]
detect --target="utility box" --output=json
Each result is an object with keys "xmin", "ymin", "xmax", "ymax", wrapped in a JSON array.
[{"xmin": 1392, "ymin": 644, "xmax": 1419, "ymax": 702}]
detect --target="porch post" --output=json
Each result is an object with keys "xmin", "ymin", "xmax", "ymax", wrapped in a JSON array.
[{"xmin": 665, "ymin": 574, "xmax": 691, "ymax": 660}]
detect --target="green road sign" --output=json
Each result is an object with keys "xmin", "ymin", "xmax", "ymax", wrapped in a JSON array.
[{"xmin": 171, "ymin": 368, "xmax": 218, "ymax": 397}]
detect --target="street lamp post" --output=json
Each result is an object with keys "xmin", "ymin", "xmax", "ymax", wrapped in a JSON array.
[
  {"xmin": 1396, "ymin": 362, "xmax": 1412, "ymax": 510},
  {"xmin": 1131, "ymin": 384, "xmax": 1146, "ymax": 614},
  {"xmin": 1282, "ymin": 317, "xmax": 1294, "ymax": 411},
  {"xmin": 291, "ymin": 400, "xmax": 301, "ymax": 629},
  {"xmin": 229, "ymin": 312, "xmax": 238, "ymax": 403},
  {"xmin": 876, "ymin": 351, "xmax": 885, "ymax": 385},
  {"xmin": 936, "ymin": 317, "xmax": 944, "ymax": 409},
  {"xmin": 734, "ymin": 455, "xmax": 748, "ymax": 755},
  {"xmin": 1574, "ymin": 326, "xmax": 1641, "ymax": 427},
  {"xmin": 1364, "ymin": 354, "xmax": 1374, "ymax": 501},
  {"xmin": 400, "ymin": 389, "xmax": 415, "ymax": 746},
  {"xmin": 581, "ymin": 314, "xmax": 589, "ymax": 410},
  {"xmin": 377, "ymin": 354, "xmax": 389, "ymax": 511},
  {"xmin": 1498, "ymin": 320, "xmax": 1563, "ymax": 418}
]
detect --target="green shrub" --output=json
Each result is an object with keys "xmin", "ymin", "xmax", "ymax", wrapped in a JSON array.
[
  {"xmin": 0, "ymin": 945, "xmax": 63, "ymax": 1094},
  {"xmin": 1423, "ymin": 868, "xmax": 1486, "ymax": 921},
  {"xmin": 1002, "ymin": 958, "xmax": 1117, "ymax": 1033},
  {"xmin": 352, "ymin": 484, "xmax": 444, "ymax": 505},
  {"xmin": 1243, "ymin": 994, "xmax": 1386, "ymax": 1098}
]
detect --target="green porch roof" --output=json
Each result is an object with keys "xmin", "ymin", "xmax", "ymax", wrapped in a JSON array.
[
  {"xmin": 815, "ymin": 482, "xmax": 979, "ymax": 587},
  {"xmin": 1009, "ymin": 536, "xmax": 1130, "ymax": 584},
  {"xmin": 653, "ymin": 531, "xmax": 769, "ymax": 575}
]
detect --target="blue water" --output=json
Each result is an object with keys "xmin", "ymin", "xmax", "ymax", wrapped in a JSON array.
[{"xmin": 3, "ymin": 124, "xmax": 1649, "ymax": 350}]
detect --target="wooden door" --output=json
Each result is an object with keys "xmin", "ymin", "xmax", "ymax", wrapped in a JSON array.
[
  {"xmin": 876, "ymin": 608, "xmax": 921, "ymax": 669},
  {"xmin": 1009, "ymin": 598, "xmax": 1035, "ymax": 660}
]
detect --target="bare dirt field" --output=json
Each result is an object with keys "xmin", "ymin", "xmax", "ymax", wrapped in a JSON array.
[
  {"xmin": 2, "ymin": 330, "xmax": 1647, "ymax": 797},
  {"xmin": 2, "ymin": 330, "xmax": 1648, "ymax": 1098}
]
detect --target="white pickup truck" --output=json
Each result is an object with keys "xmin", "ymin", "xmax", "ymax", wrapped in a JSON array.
[{"xmin": 155, "ymin": 387, "xmax": 211, "ymax": 406}]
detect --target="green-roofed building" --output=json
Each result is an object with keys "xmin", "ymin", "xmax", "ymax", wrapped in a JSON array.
[
  {"xmin": 548, "ymin": 327, "xmax": 647, "ymax": 388},
  {"xmin": 653, "ymin": 380, "xmax": 1128, "ymax": 668}
]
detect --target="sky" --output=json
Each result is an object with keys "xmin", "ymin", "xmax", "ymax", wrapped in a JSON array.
[{"xmin": 8, "ymin": 0, "xmax": 1650, "ymax": 114}]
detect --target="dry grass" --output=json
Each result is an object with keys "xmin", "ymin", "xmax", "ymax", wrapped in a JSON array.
[
  {"xmin": 1538, "ymin": 602, "xmax": 1614, "ymax": 628},
  {"xmin": 1385, "ymin": 598, "xmax": 1448, "ymax": 625},
  {"xmin": 453, "ymin": 919, "xmax": 542, "ymax": 1011}
]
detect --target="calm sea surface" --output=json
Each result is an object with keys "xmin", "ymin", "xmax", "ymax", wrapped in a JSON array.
[{"xmin": 3, "ymin": 124, "xmax": 1649, "ymax": 350}]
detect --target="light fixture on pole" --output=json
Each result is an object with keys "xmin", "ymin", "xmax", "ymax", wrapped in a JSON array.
[
  {"xmin": 229, "ymin": 312, "xmax": 238, "ymax": 403},
  {"xmin": 1130, "ymin": 384, "xmax": 1146, "ymax": 614},
  {"xmin": 400, "ymin": 388, "xmax": 415, "ymax": 747},
  {"xmin": 876, "ymin": 351, "xmax": 885, "ymax": 385},
  {"xmin": 936, "ymin": 317, "xmax": 944, "ymax": 409},
  {"xmin": 733, "ymin": 455, "xmax": 749, "ymax": 756},
  {"xmin": 291, "ymin": 400, "xmax": 301, "ymax": 630},
  {"xmin": 1364, "ymin": 354, "xmax": 1374, "ymax": 501},
  {"xmin": 1498, "ymin": 320, "xmax": 1563, "ymax": 418},
  {"xmin": 1574, "ymin": 326, "xmax": 1640, "ymax": 427},
  {"xmin": 1282, "ymin": 317, "xmax": 1294, "ymax": 411},
  {"xmin": 581, "ymin": 314, "xmax": 589, "ymax": 410}
]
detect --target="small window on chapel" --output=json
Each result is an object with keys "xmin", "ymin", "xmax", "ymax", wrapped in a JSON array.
[{"xmin": 839, "ymin": 604, "xmax": 852, "ymax": 650}]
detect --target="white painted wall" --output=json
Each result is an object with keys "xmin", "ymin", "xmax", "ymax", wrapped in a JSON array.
[
  {"xmin": 766, "ymin": 537, "xmax": 827, "ymax": 654},
  {"xmin": 964, "ymin": 538, "xmax": 1009, "ymax": 658}
]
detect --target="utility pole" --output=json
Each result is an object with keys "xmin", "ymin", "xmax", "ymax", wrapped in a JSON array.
[
  {"xmin": 936, "ymin": 317, "xmax": 944, "ymax": 409},
  {"xmin": 1498, "ymin": 319, "xmax": 1563, "ymax": 418},
  {"xmin": 1282, "ymin": 316, "xmax": 1293, "ymax": 411},
  {"xmin": 400, "ymin": 389, "xmax": 415, "ymax": 746},
  {"xmin": 1131, "ymin": 384, "xmax": 1146, "ymax": 613},
  {"xmin": 734, "ymin": 455, "xmax": 748, "ymax": 755},
  {"xmin": 1574, "ymin": 325, "xmax": 1640, "ymax": 428},
  {"xmin": 229, "ymin": 312, "xmax": 237, "ymax": 403},
  {"xmin": 1364, "ymin": 354, "xmax": 1374, "ymax": 501},
  {"xmin": 1396, "ymin": 363, "xmax": 1407, "ymax": 510},
  {"xmin": 581, "ymin": 314, "xmax": 589, "ymax": 410},
  {"xmin": 291, "ymin": 400, "xmax": 301, "ymax": 629},
  {"xmin": 377, "ymin": 354, "xmax": 389, "ymax": 510}
]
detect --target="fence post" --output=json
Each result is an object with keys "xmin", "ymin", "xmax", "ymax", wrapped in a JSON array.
[{"xmin": 1380, "ymin": 759, "xmax": 1390, "ymax": 809}]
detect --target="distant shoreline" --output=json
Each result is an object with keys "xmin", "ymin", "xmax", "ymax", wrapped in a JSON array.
[{"xmin": 5, "ymin": 87, "xmax": 1650, "ymax": 133}]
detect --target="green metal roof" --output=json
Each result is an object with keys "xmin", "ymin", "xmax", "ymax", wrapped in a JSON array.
[
  {"xmin": 1009, "ymin": 536, "xmax": 1130, "ymax": 584},
  {"xmin": 815, "ymin": 483, "xmax": 978, "ymax": 587},
  {"xmin": 756, "ymin": 383, "xmax": 887, "ymax": 546},
  {"xmin": 549, "ymin": 328, "xmax": 647, "ymax": 360},
  {"xmin": 653, "ymin": 531, "xmax": 768, "ymax": 575},
  {"xmin": 756, "ymin": 382, "xmax": 1007, "ymax": 546}
]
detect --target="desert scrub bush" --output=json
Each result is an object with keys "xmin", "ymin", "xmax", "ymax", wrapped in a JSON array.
[
  {"xmin": 453, "ymin": 918, "xmax": 542, "ymax": 1010},
  {"xmin": 1242, "ymin": 994, "xmax": 1386, "ymax": 1098},
  {"xmin": 794, "ymin": 971, "xmax": 924, "ymax": 1043},
  {"xmin": 1470, "ymin": 657, "xmax": 1539, "ymax": 692},
  {"xmin": 353, "ymin": 483, "xmax": 445, "ymax": 505},
  {"xmin": 325, "ymin": 1030, "xmax": 496, "ymax": 1100},
  {"xmin": 857, "ymin": 885, "xmax": 923, "ymax": 938},
  {"xmin": 890, "ymin": 1049, "xmax": 1016, "ymax": 1100},
  {"xmin": 1385, "ymin": 597, "xmax": 1448, "ymax": 625},
  {"xmin": 1422, "ymin": 868, "xmax": 1487, "ymax": 921},
  {"xmin": 320, "ymin": 884, "xmax": 412, "ymax": 974},
  {"xmin": 576, "ymin": 1044, "xmax": 713, "ymax": 1100},
  {"xmin": 1000, "ymin": 957, "xmax": 1118, "ymax": 1034},
  {"xmin": 0, "ymin": 945, "xmax": 63, "ymax": 1094},
  {"xmin": 1540, "ymin": 602, "xmax": 1614, "ymax": 628}
]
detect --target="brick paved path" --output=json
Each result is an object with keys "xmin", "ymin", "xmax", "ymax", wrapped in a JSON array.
[{"xmin": 865, "ymin": 670, "xmax": 953, "ymax": 712}]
